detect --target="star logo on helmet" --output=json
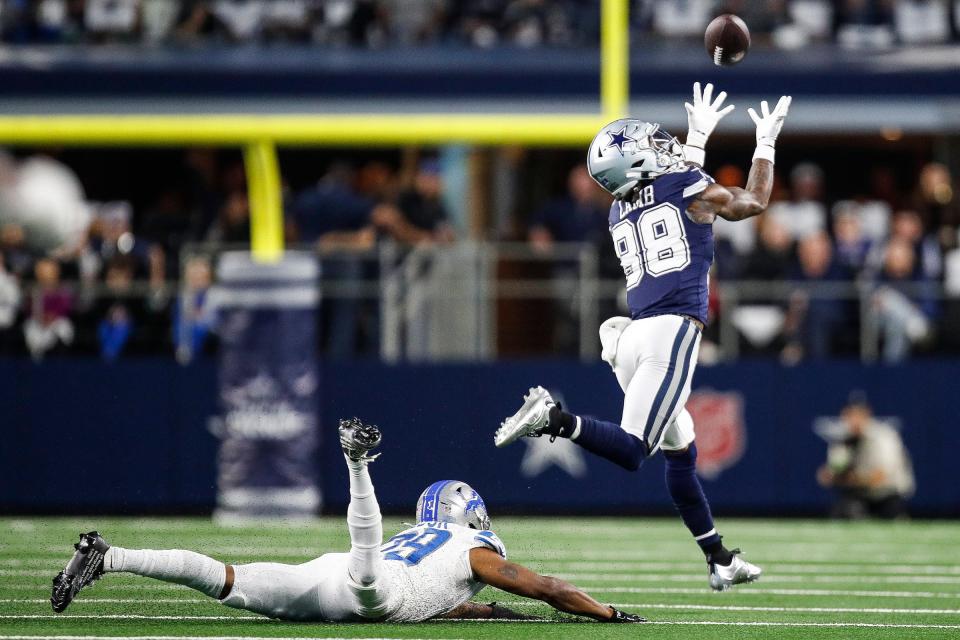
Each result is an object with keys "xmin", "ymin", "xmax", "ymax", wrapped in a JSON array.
[{"xmin": 605, "ymin": 126, "xmax": 636, "ymax": 156}]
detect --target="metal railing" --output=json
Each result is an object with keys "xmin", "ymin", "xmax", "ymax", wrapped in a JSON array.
[{"xmin": 9, "ymin": 240, "xmax": 955, "ymax": 363}]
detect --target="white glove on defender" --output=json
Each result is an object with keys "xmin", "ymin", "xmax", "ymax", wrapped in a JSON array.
[
  {"xmin": 748, "ymin": 95, "xmax": 791, "ymax": 163},
  {"xmin": 683, "ymin": 82, "xmax": 735, "ymax": 166}
]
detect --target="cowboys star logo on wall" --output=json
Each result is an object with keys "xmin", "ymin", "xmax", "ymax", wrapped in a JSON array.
[{"xmin": 605, "ymin": 126, "xmax": 636, "ymax": 156}]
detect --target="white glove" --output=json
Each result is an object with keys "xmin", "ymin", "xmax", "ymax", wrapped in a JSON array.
[
  {"xmin": 748, "ymin": 95, "xmax": 792, "ymax": 163},
  {"xmin": 683, "ymin": 82, "xmax": 735, "ymax": 166}
]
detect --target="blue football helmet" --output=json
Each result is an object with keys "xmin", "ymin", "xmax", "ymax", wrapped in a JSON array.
[
  {"xmin": 587, "ymin": 119, "xmax": 686, "ymax": 199},
  {"xmin": 416, "ymin": 480, "xmax": 491, "ymax": 530}
]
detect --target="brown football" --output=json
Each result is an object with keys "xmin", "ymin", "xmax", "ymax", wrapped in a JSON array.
[{"xmin": 704, "ymin": 14, "xmax": 751, "ymax": 66}]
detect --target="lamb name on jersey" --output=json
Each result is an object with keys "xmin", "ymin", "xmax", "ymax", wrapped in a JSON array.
[
  {"xmin": 377, "ymin": 522, "xmax": 506, "ymax": 622},
  {"xmin": 609, "ymin": 166, "xmax": 715, "ymax": 324}
]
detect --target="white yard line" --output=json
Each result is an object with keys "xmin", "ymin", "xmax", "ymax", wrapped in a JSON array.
[
  {"xmin": 589, "ymin": 586, "xmax": 960, "ymax": 598},
  {"xmin": 9, "ymin": 568, "xmax": 960, "ymax": 585},
  {"xmin": 16, "ymin": 558, "xmax": 960, "ymax": 576},
  {"xmin": 0, "ymin": 598, "xmax": 208, "ymax": 604},
  {"xmin": 553, "ymin": 572, "xmax": 960, "ymax": 585},
  {"xmin": 4, "ymin": 614, "xmax": 960, "ymax": 630},
  {"xmin": 0, "ymin": 615, "xmax": 266, "ymax": 621},
  {"xmin": 504, "ymin": 601, "xmax": 960, "ymax": 615},
  {"xmin": 7, "ymin": 597, "xmax": 960, "ymax": 615}
]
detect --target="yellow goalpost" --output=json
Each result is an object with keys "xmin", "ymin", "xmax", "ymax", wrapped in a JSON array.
[{"xmin": 0, "ymin": 0, "xmax": 629, "ymax": 261}]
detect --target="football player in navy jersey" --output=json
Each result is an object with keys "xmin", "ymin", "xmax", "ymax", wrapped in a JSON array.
[{"xmin": 496, "ymin": 83, "xmax": 791, "ymax": 591}]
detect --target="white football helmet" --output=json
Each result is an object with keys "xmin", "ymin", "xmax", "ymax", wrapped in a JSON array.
[{"xmin": 587, "ymin": 119, "xmax": 686, "ymax": 199}]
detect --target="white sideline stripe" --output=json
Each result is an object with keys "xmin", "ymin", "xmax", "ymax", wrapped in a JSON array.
[
  {"xmin": 589, "ymin": 587, "xmax": 960, "ymax": 599},
  {"xmin": 553, "ymin": 572, "xmax": 960, "ymax": 584}
]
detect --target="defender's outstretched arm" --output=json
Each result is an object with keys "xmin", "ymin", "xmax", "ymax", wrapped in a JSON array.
[{"xmin": 468, "ymin": 548, "xmax": 644, "ymax": 622}]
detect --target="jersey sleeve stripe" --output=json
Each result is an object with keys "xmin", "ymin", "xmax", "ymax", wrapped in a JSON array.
[{"xmin": 682, "ymin": 178, "xmax": 711, "ymax": 199}]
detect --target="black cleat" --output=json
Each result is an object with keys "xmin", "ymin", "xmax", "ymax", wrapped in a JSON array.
[
  {"xmin": 338, "ymin": 417, "xmax": 382, "ymax": 463},
  {"xmin": 51, "ymin": 531, "xmax": 110, "ymax": 613}
]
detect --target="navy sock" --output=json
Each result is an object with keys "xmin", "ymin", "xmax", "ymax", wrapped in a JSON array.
[
  {"xmin": 572, "ymin": 415, "xmax": 647, "ymax": 471},
  {"xmin": 663, "ymin": 443, "xmax": 727, "ymax": 561}
]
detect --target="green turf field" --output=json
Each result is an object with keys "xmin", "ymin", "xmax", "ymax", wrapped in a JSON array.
[{"xmin": 2, "ymin": 517, "xmax": 959, "ymax": 639}]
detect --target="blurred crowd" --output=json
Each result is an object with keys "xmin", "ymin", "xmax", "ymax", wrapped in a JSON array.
[
  {"xmin": 2, "ymin": 1, "xmax": 960, "ymax": 49},
  {"xmin": 0, "ymin": 148, "xmax": 452, "ymax": 361},
  {"xmin": 2, "ymin": 144, "xmax": 960, "ymax": 363},
  {"xmin": 525, "ymin": 159, "xmax": 960, "ymax": 363}
]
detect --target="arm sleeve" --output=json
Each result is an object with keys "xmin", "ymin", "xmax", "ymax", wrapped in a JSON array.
[{"xmin": 680, "ymin": 168, "xmax": 716, "ymax": 212}]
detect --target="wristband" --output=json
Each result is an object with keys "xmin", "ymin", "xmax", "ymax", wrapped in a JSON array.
[
  {"xmin": 752, "ymin": 144, "xmax": 775, "ymax": 164},
  {"xmin": 683, "ymin": 144, "xmax": 706, "ymax": 167}
]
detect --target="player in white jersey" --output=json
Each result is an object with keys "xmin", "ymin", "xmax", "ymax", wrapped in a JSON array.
[{"xmin": 51, "ymin": 418, "xmax": 645, "ymax": 623}]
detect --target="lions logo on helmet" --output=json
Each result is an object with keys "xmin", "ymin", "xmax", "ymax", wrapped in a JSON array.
[
  {"xmin": 416, "ymin": 480, "xmax": 491, "ymax": 530},
  {"xmin": 587, "ymin": 119, "xmax": 687, "ymax": 199}
]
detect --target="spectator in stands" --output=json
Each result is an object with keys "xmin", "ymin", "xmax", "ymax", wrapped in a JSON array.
[
  {"xmin": 768, "ymin": 162, "xmax": 828, "ymax": 242},
  {"xmin": 742, "ymin": 216, "xmax": 794, "ymax": 282},
  {"xmin": 206, "ymin": 189, "xmax": 250, "ymax": 244},
  {"xmin": 528, "ymin": 164, "xmax": 608, "ymax": 252},
  {"xmin": 23, "ymin": 258, "xmax": 74, "ymax": 360},
  {"xmin": 912, "ymin": 162, "xmax": 960, "ymax": 252},
  {"xmin": 290, "ymin": 165, "xmax": 382, "ymax": 357},
  {"xmin": 174, "ymin": 254, "xmax": 217, "ymax": 362},
  {"xmin": 85, "ymin": 202, "xmax": 148, "ymax": 280},
  {"xmin": 527, "ymin": 163, "xmax": 609, "ymax": 352},
  {"xmin": 886, "ymin": 209, "xmax": 942, "ymax": 278},
  {"xmin": 0, "ymin": 250, "xmax": 22, "ymax": 351},
  {"xmin": 893, "ymin": 0, "xmax": 950, "ymax": 44},
  {"xmin": 782, "ymin": 232, "xmax": 852, "ymax": 362},
  {"xmin": 393, "ymin": 157, "xmax": 456, "ymax": 244},
  {"xmin": 712, "ymin": 164, "xmax": 755, "ymax": 278},
  {"xmin": 835, "ymin": 0, "xmax": 895, "ymax": 48},
  {"xmin": 817, "ymin": 392, "xmax": 914, "ymax": 519},
  {"xmin": 95, "ymin": 255, "xmax": 141, "ymax": 361},
  {"xmin": 0, "ymin": 223, "xmax": 35, "ymax": 279},
  {"xmin": 871, "ymin": 237, "xmax": 936, "ymax": 362},
  {"xmin": 650, "ymin": 0, "xmax": 713, "ymax": 38},
  {"xmin": 832, "ymin": 208, "xmax": 872, "ymax": 274}
]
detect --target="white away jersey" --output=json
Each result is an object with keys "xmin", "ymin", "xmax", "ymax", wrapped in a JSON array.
[{"xmin": 379, "ymin": 522, "xmax": 507, "ymax": 622}]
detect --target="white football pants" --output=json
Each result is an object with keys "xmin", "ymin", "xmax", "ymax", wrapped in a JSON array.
[
  {"xmin": 220, "ymin": 456, "xmax": 392, "ymax": 621},
  {"xmin": 599, "ymin": 314, "xmax": 700, "ymax": 454}
]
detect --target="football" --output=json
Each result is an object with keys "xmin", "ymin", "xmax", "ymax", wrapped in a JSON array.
[{"xmin": 704, "ymin": 14, "xmax": 751, "ymax": 66}]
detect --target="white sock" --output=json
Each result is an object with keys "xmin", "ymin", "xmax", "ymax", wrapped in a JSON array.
[
  {"xmin": 104, "ymin": 547, "xmax": 225, "ymax": 598},
  {"xmin": 345, "ymin": 455, "xmax": 383, "ymax": 587}
]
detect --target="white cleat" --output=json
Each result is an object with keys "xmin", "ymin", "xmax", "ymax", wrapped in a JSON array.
[
  {"xmin": 494, "ymin": 386, "xmax": 556, "ymax": 448},
  {"xmin": 708, "ymin": 550, "xmax": 762, "ymax": 591}
]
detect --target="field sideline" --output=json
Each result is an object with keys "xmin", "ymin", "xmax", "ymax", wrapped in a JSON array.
[{"xmin": 2, "ymin": 517, "xmax": 959, "ymax": 639}]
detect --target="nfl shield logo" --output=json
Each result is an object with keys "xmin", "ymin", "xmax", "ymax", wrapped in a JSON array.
[{"xmin": 685, "ymin": 390, "xmax": 746, "ymax": 480}]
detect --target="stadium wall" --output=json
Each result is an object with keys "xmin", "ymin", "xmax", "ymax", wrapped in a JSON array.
[{"xmin": 3, "ymin": 360, "xmax": 958, "ymax": 516}]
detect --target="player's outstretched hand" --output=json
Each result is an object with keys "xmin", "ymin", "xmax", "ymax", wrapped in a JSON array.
[
  {"xmin": 605, "ymin": 606, "xmax": 647, "ymax": 623},
  {"xmin": 684, "ymin": 81, "xmax": 735, "ymax": 149},
  {"xmin": 748, "ymin": 95, "xmax": 792, "ymax": 150}
]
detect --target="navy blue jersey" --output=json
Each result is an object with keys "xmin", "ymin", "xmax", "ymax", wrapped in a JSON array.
[{"xmin": 608, "ymin": 166, "xmax": 715, "ymax": 324}]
